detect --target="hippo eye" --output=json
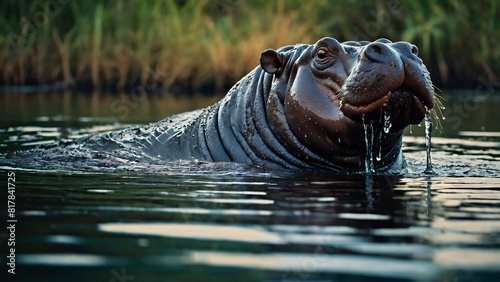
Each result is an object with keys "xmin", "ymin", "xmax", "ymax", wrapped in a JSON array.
[
  {"xmin": 317, "ymin": 49, "xmax": 328, "ymax": 59},
  {"xmin": 314, "ymin": 46, "xmax": 337, "ymax": 69},
  {"xmin": 315, "ymin": 47, "xmax": 335, "ymax": 64}
]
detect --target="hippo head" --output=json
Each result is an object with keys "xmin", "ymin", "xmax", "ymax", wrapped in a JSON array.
[{"xmin": 260, "ymin": 37, "xmax": 434, "ymax": 171}]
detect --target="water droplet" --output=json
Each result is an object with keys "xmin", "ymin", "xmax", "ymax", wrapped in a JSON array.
[
  {"xmin": 441, "ymin": 106, "xmax": 446, "ymax": 110},
  {"xmin": 442, "ymin": 116, "xmax": 446, "ymax": 120},
  {"xmin": 383, "ymin": 111, "xmax": 392, "ymax": 134}
]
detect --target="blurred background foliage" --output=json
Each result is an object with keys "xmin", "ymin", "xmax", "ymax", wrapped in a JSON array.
[{"xmin": 0, "ymin": 0, "xmax": 498, "ymax": 92}]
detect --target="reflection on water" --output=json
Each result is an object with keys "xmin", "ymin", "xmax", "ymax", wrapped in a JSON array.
[
  {"xmin": 6, "ymin": 172, "xmax": 500, "ymax": 281},
  {"xmin": 1, "ymin": 91, "xmax": 500, "ymax": 281},
  {"xmin": 99, "ymin": 223, "xmax": 285, "ymax": 243}
]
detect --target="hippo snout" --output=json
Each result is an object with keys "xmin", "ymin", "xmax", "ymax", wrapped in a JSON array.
[{"xmin": 339, "ymin": 40, "xmax": 433, "ymax": 126}]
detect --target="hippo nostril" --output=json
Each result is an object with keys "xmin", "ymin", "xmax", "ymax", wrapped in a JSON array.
[
  {"xmin": 364, "ymin": 42, "xmax": 393, "ymax": 63},
  {"xmin": 371, "ymin": 45, "xmax": 383, "ymax": 54}
]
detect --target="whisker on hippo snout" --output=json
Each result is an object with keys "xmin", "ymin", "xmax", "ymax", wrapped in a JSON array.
[
  {"xmin": 433, "ymin": 84, "xmax": 443, "ymax": 94},
  {"xmin": 429, "ymin": 87, "xmax": 446, "ymax": 128}
]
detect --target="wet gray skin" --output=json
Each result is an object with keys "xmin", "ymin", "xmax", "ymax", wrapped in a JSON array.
[{"xmin": 33, "ymin": 37, "xmax": 434, "ymax": 173}]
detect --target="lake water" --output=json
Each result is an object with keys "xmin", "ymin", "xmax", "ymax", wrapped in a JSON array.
[{"xmin": 1, "ymin": 90, "xmax": 500, "ymax": 281}]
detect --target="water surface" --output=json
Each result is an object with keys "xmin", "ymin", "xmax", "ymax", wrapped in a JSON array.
[{"xmin": 1, "ymin": 91, "xmax": 500, "ymax": 281}]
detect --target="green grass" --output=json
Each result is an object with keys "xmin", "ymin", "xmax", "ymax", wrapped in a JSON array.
[{"xmin": 0, "ymin": 0, "xmax": 498, "ymax": 91}]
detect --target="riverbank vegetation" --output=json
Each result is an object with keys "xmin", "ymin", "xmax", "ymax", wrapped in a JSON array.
[{"xmin": 1, "ymin": 0, "xmax": 498, "ymax": 92}]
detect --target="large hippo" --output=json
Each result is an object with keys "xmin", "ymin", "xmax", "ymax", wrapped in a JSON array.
[{"xmin": 37, "ymin": 37, "xmax": 434, "ymax": 173}]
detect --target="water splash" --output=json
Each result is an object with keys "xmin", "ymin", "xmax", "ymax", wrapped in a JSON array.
[
  {"xmin": 362, "ymin": 115, "xmax": 375, "ymax": 174},
  {"xmin": 424, "ymin": 112, "xmax": 434, "ymax": 174}
]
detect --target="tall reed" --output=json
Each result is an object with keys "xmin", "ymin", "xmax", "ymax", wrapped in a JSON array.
[{"xmin": 0, "ymin": 0, "xmax": 498, "ymax": 90}]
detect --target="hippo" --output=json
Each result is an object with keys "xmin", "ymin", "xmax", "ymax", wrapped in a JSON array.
[{"xmin": 33, "ymin": 37, "xmax": 434, "ymax": 173}]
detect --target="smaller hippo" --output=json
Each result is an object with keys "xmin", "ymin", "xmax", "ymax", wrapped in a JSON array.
[{"xmin": 39, "ymin": 37, "xmax": 435, "ymax": 173}]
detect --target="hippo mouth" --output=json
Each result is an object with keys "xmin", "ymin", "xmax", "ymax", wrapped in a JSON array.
[{"xmin": 340, "ymin": 83, "xmax": 434, "ymax": 124}]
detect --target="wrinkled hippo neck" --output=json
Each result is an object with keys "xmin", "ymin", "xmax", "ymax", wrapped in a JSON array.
[
  {"xmin": 201, "ymin": 67, "xmax": 316, "ymax": 169},
  {"xmin": 195, "ymin": 66, "xmax": 357, "ymax": 171}
]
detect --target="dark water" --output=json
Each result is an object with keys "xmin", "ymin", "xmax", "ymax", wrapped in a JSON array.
[{"xmin": 1, "ymin": 91, "xmax": 500, "ymax": 281}]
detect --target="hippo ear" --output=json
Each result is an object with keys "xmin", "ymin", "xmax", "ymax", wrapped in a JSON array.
[{"xmin": 260, "ymin": 49, "xmax": 283, "ymax": 74}]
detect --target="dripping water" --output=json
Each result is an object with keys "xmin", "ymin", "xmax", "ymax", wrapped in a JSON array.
[
  {"xmin": 374, "ymin": 111, "xmax": 391, "ymax": 162},
  {"xmin": 375, "ymin": 129, "xmax": 382, "ymax": 162},
  {"xmin": 383, "ymin": 111, "xmax": 392, "ymax": 134},
  {"xmin": 362, "ymin": 115, "xmax": 375, "ymax": 174},
  {"xmin": 424, "ymin": 112, "xmax": 434, "ymax": 174}
]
